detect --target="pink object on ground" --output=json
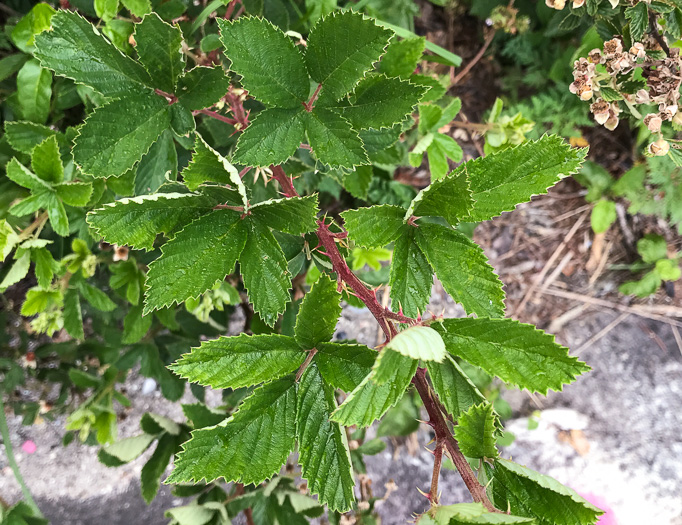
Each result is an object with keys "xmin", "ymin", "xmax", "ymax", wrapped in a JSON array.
[
  {"xmin": 581, "ymin": 492, "xmax": 618, "ymax": 525},
  {"xmin": 21, "ymin": 440, "xmax": 37, "ymax": 454}
]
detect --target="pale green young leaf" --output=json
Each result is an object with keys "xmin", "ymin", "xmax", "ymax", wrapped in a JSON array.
[
  {"xmin": 427, "ymin": 133, "xmax": 463, "ymax": 180},
  {"xmin": 0, "ymin": 251, "xmax": 31, "ymax": 291},
  {"xmin": 10, "ymin": 194, "xmax": 46, "ymax": 218},
  {"xmin": 176, "ymin": 66, "xmax": 231, "ymax": 111},
  {"xmin": 426, "ymin": 355, "xmax": 486, "ymax": 420},
  {"xmin": 453, "ymin": 403, "xmax": 499, "ymax": 459},
  {"xmin": 306, "ymin": 11, "xmax": 392, "ymax": 103},
  {"xmin": 5, "ymin": 121, "xmax": 63, "ymax": 155},
  {"xmin": 490, "ymin": 459, "xmax": 603, "ymax": 525},
  {"xmin": 54, "ymin": 182, "xmax": 93, "ymax": 207},
  {"xmin": 297, "ymin": 365, "xmax": 355, "ymax": 512},
  {"xmin": 63, "ymin": 288, "xmax": 84, "ymax": 339},
  {"xmin": 234, "ymin": 108, "xmax": 307, "ymax": 167},
  {"xmin": 250, "ymin": 195, "xmax": 319, "ymax": 235},
  {"xmin": 11, "ymin": 3, "xmax": 56, "ymax": 53},
  {"xmin": 341, "ymin": 204, "xmax": 405, "ymax": 248},
  {"xmin": 411, "ymin": 74, "xmax": 447, "ymax": 103},
  {"xmin": 294, "ymin": 273, "xmax": 341, "ymax": 349},
  {"xmin": 371, "ymin": 348, "xmax": 415, "ymax": 385},
  {"xmin": 34, "ymin": 10, "xmax": 153, "ymax": 97},
  {"xmin": 120, "ymin": 0, "xmax": 151, "ymax": 17},
  {"xmin": 16, "ymin": 59, "xmax": 52, "ymax": 125},
  {"xmin": 435, "ymin": 97, "xmax": 463, "ymax": 130},
  {"xmin": 416, "ymin": 222, "xmax": 505, "ymax": 318},
  {"xmin": 433, "ymin": 318, "xmax": 590, "ymax": 394},
  {"xmin": 44, "ymin": 192, "xmax": 70, "ymax": 236},
  {"xmin": 22, "ymin": 288, "xmax": 62, "ymax": 316},
  {"xmin": 240, "ymin": 217, "xmax": 292, "ymax": 326},
  {"xmin": 135, "ymin": 14, "xmax": 184, "ymax": 93},
  {"xmin": 74, "ymin": 94, "xmax": 170, "ymax": 177},
  {"xmin": 99, "ymin": 434, "xmax": 156, "ymax": 466},
  {"xmin": 87, "ymin": 193, "xmax": 216, "ymax": 251},
  {"xmin": 144, "ymin": 209, "xmax": 247, "ymax": 313},
  {"xmin": 31, "ymin": 135, "xmax": 63, "ymax": 183},
  {"xmin": 331, "ymin": 352, "xmax": 417, "ymax": 427},
  {"xmin": 432, "ymin": 502, "xmax": 534, "ymax": 525},
  {"xmin": 306, "ymin": 108, "xmax": 368, "ymax": 167},
  {"xmin": 337, "ymin": 75, "xmax": 426, "ymax": 130},
  {"xmin": 389, "ymin": 226, "xmax": 433, "ymax": 318},
  {"xmin": 461, "ymin": 136, "xmax": 586, "ymax": 221},
  {"xmin": 140, "ymin": 433, "xmax": 175, "ymax": 504},
  {"xmin": 167, "ymin": 378, "xmax": 297, "ymax": 485},
  {"xmin": 32, "ymin": 248, "xmax": 58, "ymax": 289},
  {"xmin": 590, "ymin": 199, "xmax": 616, "ymax": 234},
  {"xmin": 170, "ymin": 334, "xmax": 305, "ymax": 389},
  {"xmin": 217, "ymin": 17, "xmax": 309, "ymax": 108},
  {"xmin": 385, "ymin": 325, "xmax": 445, "ymax": 362},
  {"xmin": 408, "ymin": 169, "xmax": 472, "ymax": 225},
  {"xmin": 6, "ymin": 158, "xmax": 52, "ymax": 192},
  {"xmin": 379, "ymin": 37, "xmax": 426, "ymax": 78},
  {"xmin": 0, "ymin": 220, "xmax": 19, "ymax": 262},
  {"xmin": 94, "ymin": 0, "xmax": 119, "ymax": 22},
  {"xmin": 315, "ymin": 342, "xmax": 375, "ymax": 391},
  {"xmin": 134, "ymin": 130, "xmax": 177, "ymax": 195}
]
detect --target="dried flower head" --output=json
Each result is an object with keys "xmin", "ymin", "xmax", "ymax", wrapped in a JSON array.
[{"xmin": 649, "ymin": 138, "xmax": 670, "ymax": 156}]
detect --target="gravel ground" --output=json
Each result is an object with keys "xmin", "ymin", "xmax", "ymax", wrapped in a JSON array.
[{"xmin": 2, "ymin": 285, "xmax": 682, "ymax": 524}]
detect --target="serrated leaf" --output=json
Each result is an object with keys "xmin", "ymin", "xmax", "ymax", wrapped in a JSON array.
[
  {"xmin": 331, "ymin": 352, "xmax": 417, "ymax": 428},
  {"xmin": 16, "ymin": 59, "xmax": 52, "ymax": 125},
  {"xmin": 315, "ymin": 342, "xmax": 375, "ymax": 391},
  {"xmin": 306, "ymin": 11, "xmax": 392, "ymax": 103},
  {"xmin": 305, "ymin": 108, "xmax": 369, "ymax": 167},
  {"xmin": 343, "ymin": 165, "xmax": 373, "ymax": 199},
  {"xmin": 240, "ymin": 217, "xmax": 292, "ymax": 326},
  {"xmin": 432, "ymin": 502, "xmax": 534, "ymax": 524},
  {"xmin": 625, "ymin": 2, "xmax": 648, "ymax": 41},
  {"xmin": 337, "ymin": 75, "xmax": 426, "ymax": 130},
  {"xmin": 176, "ymin": 66, "xmax": 230, "ymax": 111},
  {"xmin": 87, "ymin": 192, "xmax": 216, "ymax": 251},
  {"xmin": 294, "ymin": 273, "xmax": 341, "ymax": 349},
  {"xmin": 218, "ymin": 17, "xmax": 309, "ymax": 108},
  {"xmin": 461, "ymin": 136, "xmax": 586, "ymax": 221},
  {"xmin": 134, "ymin": 14, "xmax": 184, "ymax": 92},
  {"xmin": 297, "ymin": 365, "xmax": 355, "ymax": 511},
  {"xmin": 433, "ymin": 318, "xmax": 590, "ymax": 394},
  {"xmin": 63, "ymin": 288, "xmax": 84, "ymax": 340},
  {"xmin": 389, "ymin": 225, "xmax": 433, "ymax": 318},
  {"xmin": 55, "ymin": 182, "xmax": 93, "ymax": 207},
  {"xmin": 95, "ymin": 0, "xmax": 119, "ymax": 22},
  {"xmin": 170, "ymin": 334, "xmax": 305, "ymax": 389},
  {"xmin": 34, "ymin": 10, "xmax": 152, "ymax": 97},
  {"xmin": 167, "ymin": 378, "xmax": 297, "ymax": 485},
  {"xmin": 341, "ymin": 204, "xmax": 405, "ymax": 248},
  {"xmin": 11, "ymin": 3, "xmax": 56, "ymax": 53},
  {"xmin": 31, "ymin": 135, "xmax": 63, "ymax": 183},
  {"xmin": 371, "ymin": 348, "xmax": 415, "ymax": 385},
  {"xmin": 74, "ymin": 94, "xmax": 170, "ymax": 177},
  {"xmin": 141, "ymin": 433, "xmax": 176, "ymax": 504},
  {"xmin": 0, "ymin": 251, "xmax": 31, "ymax": 291},
  {"xmin": 134, "ymin": 130, "xmax": 177, "ymax": 195},
  {"xmin": 32, "ymin": 248, "xmax": 58, "ymax": 289},
  {"xmin": 408, "ymin": 169, "xmax": 472, "ymax": 225},
  {"xmin": 379, "ymin": 37, "xmax": 426, "ymax": 79},
  {"xmin": 121, "ymin": 0, "xmax": 151, "ymax": 17},
  {"xmin": 250, "ymin": 195, "xmax": 319, "ymax": 235},
  {"xmin": 426, "ymin": 355, "xmax": 486, "ymax": 420},
  {"xmin": 78, "ymin": 282, "xmax": 117, "ymax": 311},
  {"xmin": 182, "ymin": 403, "xmax": 226, "ymax": 429},
  {"xmin": 453, "ymin": 403, "xmax": 498, "ymax": 459},
  {"xmin": 385, "ymin": 325, "xmax": 445, "ymax": 362},
  {"xmin": 43, "ymin": 192, "xmax": 70, "ymax": 236},
  {"xmin": 144, "ymin": 209, "xmax": 247, "ymax": 312},
  {"xmin": 416, "ymin": 222, "xmax": 505, "ymax": 318},
  {"xmin": 427, "ymin": 133, "xmax": 463, "ymax": 180},
  {"xmin": 234, "ymin": 107, "xmax": 307, "ymax": 167},
  {"xmin": 5, "ymin": 121, "xmax": 63, "ymax": 155},
  {"xmin": 490, "ymin": 459, "xmax": 603, "ymax": 525},
  {"xmin": 99, "ymin": 434, "xmax": 156, "ymax": 466},
  {"xmin": 6, "ymin": 158, "xmax": 52, "ymax": 192}
]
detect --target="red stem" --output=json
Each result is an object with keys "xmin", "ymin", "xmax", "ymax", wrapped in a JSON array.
[
  {"xmin": 303, "ymin": 83, "xmax": 323, "ymax": 112},
  {"xmin": 194, "ymin": 109, "xmax": 238, "ymax": 125}
]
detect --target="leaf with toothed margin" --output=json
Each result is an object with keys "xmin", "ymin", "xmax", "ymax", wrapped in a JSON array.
[
  {"xmin": 166, "ymin": 377, "xmax": 297, "ymax": 485},
  {"xmin": 432, "ymin": 318, "xmax": 591, "ymax": 394},
  {"xmin": 306, "ymin": 11, "xmax": 392, "ymax": 104},
  {"xmin": 461, "ymin": 135, "xmax": 587, "ymax": 222},
  {"xmin": 250, "ymin": 195, "xmax": 319, "ymax": 235},
  {"xmin": 144, "ymin": 209, "xmax": 247, "ymax": 314},
  {"xmin": 305, "ymin": 108, "xmax": 368, "ymax": 168},
  {"xmin": 169, "ymin": 334, "xmax": 305, "ymax": 389},
  {"xmin": 384, "ymin": 325, "xmax": 445, "ymax": 362},
  {"xmin": 297, "ymin": 365, "xmax": 355, "ymax": 512},
  {"xmin": 341, "ymin": 204, "xmax": 405, "ymax": 249},
  {"xmin": 294, "ymin": 273, "xmax": 341, "ymax": 350},
  {"xmin": 314, "ymin": 342, "xmax": 375, "ymax": 392},
  {"xmin": 134, "ymin": 13, "xmax": 184, "ymax": 93},
  {"xmin": 407, "ymin": 166, "xmax": 472, "ymax": 225},
  {"xmin": 453, "ymin": 403, "xmax": 499, "ymax": 459},
  {"xmin": 389, "ymin": 225, "xmax": 433, "ymax": 318},
  {"xmin": 426, "ymin": 354, "xmax": 486, "ymax": 420},
  {"xmin": 73, "ymin": 93, "xmax": 170, "ymax": 178},
  {"xmin": 176, "ymin": 66, "xmax": 231, "ymax": 111}
]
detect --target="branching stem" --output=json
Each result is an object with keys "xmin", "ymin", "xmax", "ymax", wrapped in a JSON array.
[{"xmin": 303, "ymin": 83, "xmax": 323, "ymax": 112}]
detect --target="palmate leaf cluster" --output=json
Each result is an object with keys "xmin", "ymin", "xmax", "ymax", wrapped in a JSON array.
[{"xmin": 0, "ymin": 3, "xmax": 602, "ymax": 524}]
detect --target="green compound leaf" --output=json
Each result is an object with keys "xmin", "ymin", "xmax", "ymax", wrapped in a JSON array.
[
  {"xmin": 176, "ymin": 66, "xmax": 231, "ymax": 111},
  {"xmin": 31, "ymin": 135, "xmax": 63, "ymax": 183},
  {"xmin": 315, "ymin": 342, "xmax": 375, "ymax": 391},
  {"xmin": 462, "ymin": 135, "xmax": 586, "ymax": 221},
  {"xmin": 296, "ymin": 365, "xmax": 355, "ymax": 512},
  {"xmin": 240, "ymin": 217, "xmax": 291, "ymax": 327},
  {"xmin": 490, "ymin": 459, "xmax": 603, "ymax": 525},
  {"xmin": 337, "ymin": 74, "xmax": 427, "ymax": 130},
  {"xmin": 416, "ymin": 222, "xmax": 505, "ymax": 318},
  {"xmin": 34, "ymin": 10, "xmax": 152, "ymax": 97},
  {"xmin": 306, "ymin": 11, "xmax": 392, "ymax": 103},
  {"xmin": 87, "ymin": 192, "xmax": 215, "ymax": 251},
  {"xmin": 250, "ymin": 195, "xmax": 319, "ymax": 235},
  {"xmin": 379, "ymin": 37, "xmax": 426, "ymax": 79},
  {"xmin": 433, "ymin": 318, "xmax": 591, "ymax": 395},
  {"xmin": 426, "ymin": 355, "xmax": 486, "ymax": 420},
  {"xmin": 305, "ymin": 108, "xmax": 369, "ymax": 168},
  {"xmin": 73, "ymin": 94, "xmax": 170, "ymax": 177},
  {"xmin": 134, "ymin": 13, "xmax": 184, "ymax": 92},
  {"xmin": 234, "ymin": 107, "xmax": 306, "ymax": 167},
  {"xmin": 170, "ymin": 334, "xmax": 305, "ymax": 389},
  {"xmin": 167, "ymin": 377, "xmax": 297, "ymax": 485},
  {"xmin": 389, "ymin": 226, "xmax": 433, "ymax": 318},
  {"xmin": 144, "ymin": 209, "xmax": 247, "ymax": 313},
  {"xmin": 453, "ymin": 403, "xmax": 499, "ymax": 459},
  {"xmin": 341, "ymin": 204, "xmax": 405, "ymax": 248},
  {"xmin": 294, "ymin": 273, "xmax": 342, "ymax": 350},
  {"xmin": 218, "ymin": 17, "xmax": 309, "ymax": 108},
  {"xmin": 331, "ymin": 351, "xmax": 417, "ymax": 428},
  {"xmin": 386, "ymin": 325, "xmax": 445, "ymax": 362},
  {"xmin": 408, "ymin": 169, "xmax": 472, "ymax": 225}
]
